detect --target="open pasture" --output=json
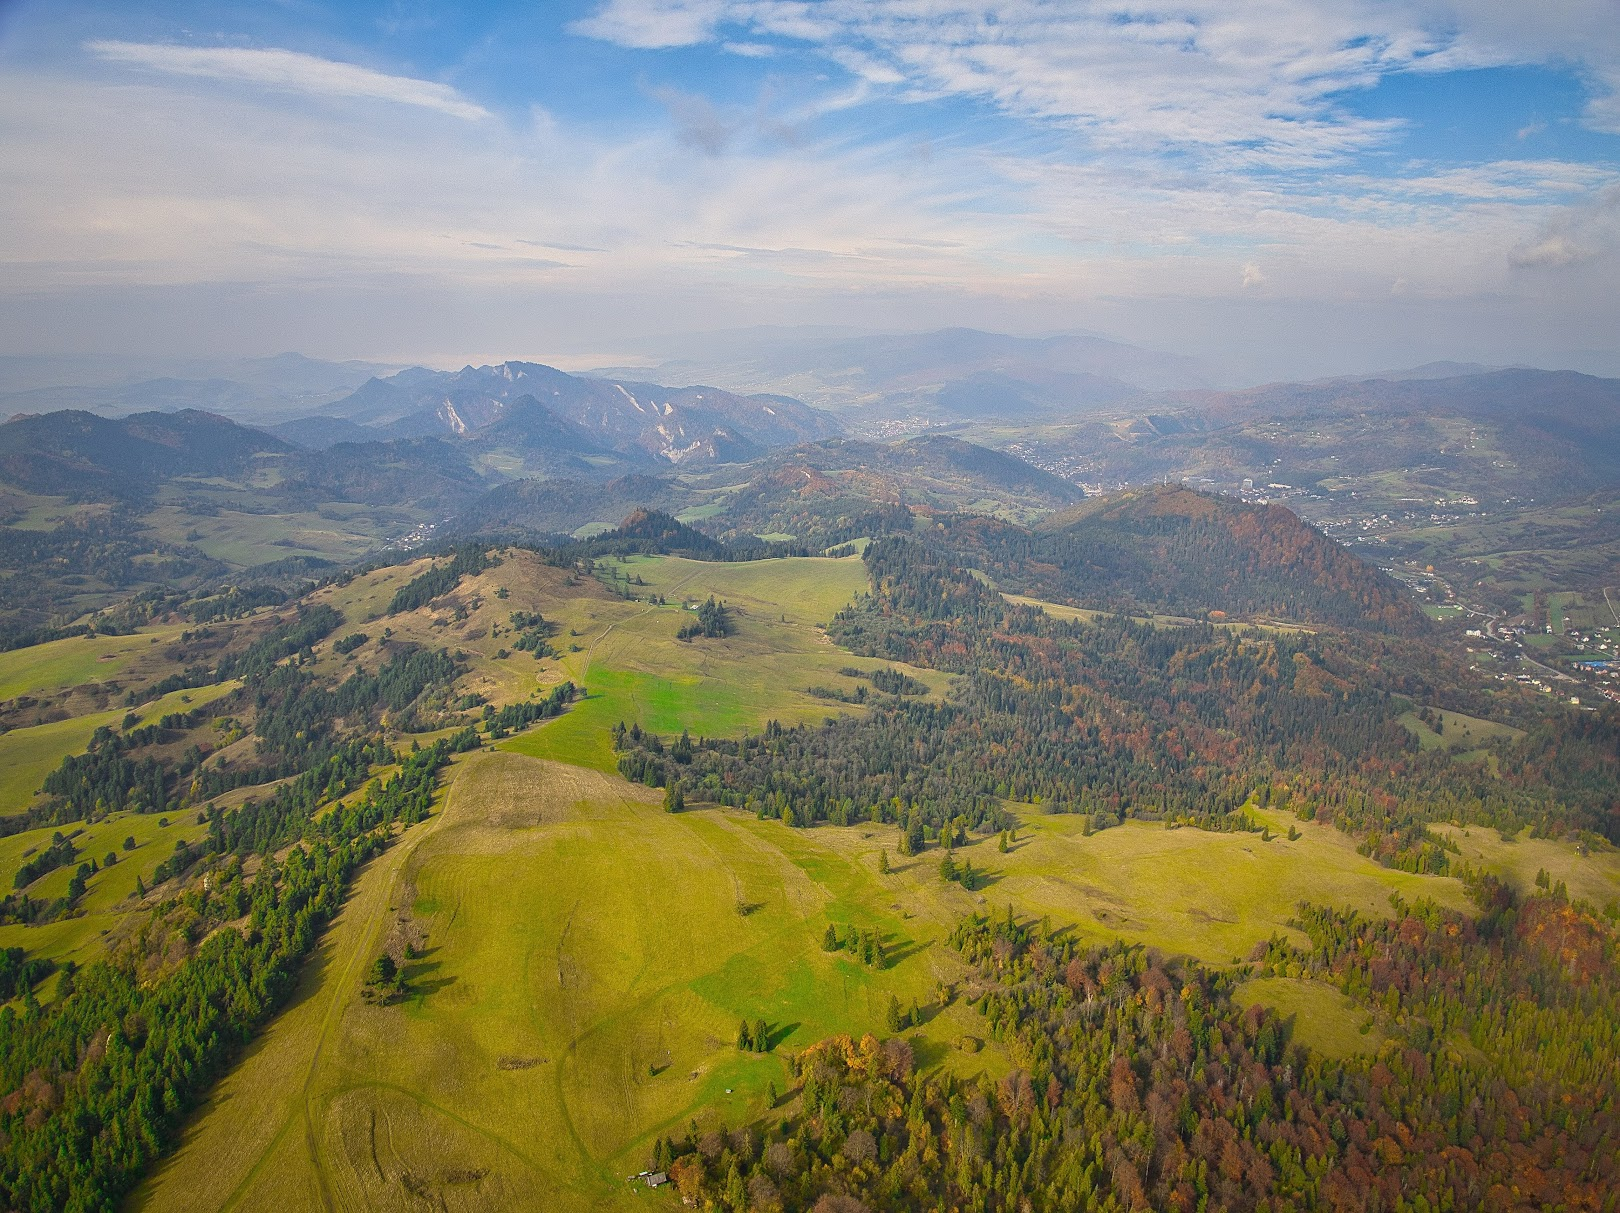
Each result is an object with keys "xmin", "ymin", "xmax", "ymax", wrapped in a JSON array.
[
  {"xmin": 1233, "ymin": 977, "xmax": 1385, "ymax": 1059},
  {"xmin": 1398, "ymin": 707, "xmax": 1524, "ymax": 754},
  {"xmin": 789, "ymin": 803, "xmax": 1472, "ymax": 967},
  {"xmin": 1432, "ymin": 824, "xmax": 1620, "ymax": 909},
  {"xmin": 142, "ymin": 501, "xmax": 396, "ymax": 568},
  {"xmin": 0, "ymin": 623, "xmax": 193, "ymax": 703},
  {"xmin": 132, "ymin": 752, "xmax": 975, "ymax": 1213},
  {"xmin": 137, "ymin": 743, "xmax": 1490, "ymax": 1212},
  {"xmin": 481, "ymin": 552, "xmax": 945, "ymax": 770}
]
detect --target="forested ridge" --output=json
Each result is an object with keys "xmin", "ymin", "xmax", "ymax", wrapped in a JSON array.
[
  {"xmin": 617, "ymin": 536, "xmax": 1619, "ymax": 866},
  {"xmin": 917, "ymin": 485, "xmax": 1427, "ymax": 634},
  {"xmin": 0, "ymin": 729, "xmax": 480, "ymax": 1212}
]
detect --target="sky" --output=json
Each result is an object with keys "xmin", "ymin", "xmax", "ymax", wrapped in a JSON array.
[{"xmin": 1, "ymin": 0, "xmax": 1618, "ymax": 383}]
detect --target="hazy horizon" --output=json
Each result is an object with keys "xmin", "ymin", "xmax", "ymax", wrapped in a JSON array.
[{"xmin": 3, "ymin": 1, "xmax": 1619, "ymax": 385}]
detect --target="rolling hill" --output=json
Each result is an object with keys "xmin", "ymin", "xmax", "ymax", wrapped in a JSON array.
[
  {"xmin": 940, "ymin": 483, "xmax": 1427, "ymax": 632},
  {"xmin": 0, "ymin": 409, "xmax": 291, "ymax": 499},
  {"xmin": 590, "ymin": 325, "xmax": 1211, "ymax": 424}
]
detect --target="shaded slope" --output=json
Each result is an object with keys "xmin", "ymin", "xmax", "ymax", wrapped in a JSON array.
[
  {"xmin": 0, "ymin": 409, "xmax": 291, "ymax": 500},
  {"xmin": 704, "ymin": 435, "xmax": 1085, "ymax": 544}
]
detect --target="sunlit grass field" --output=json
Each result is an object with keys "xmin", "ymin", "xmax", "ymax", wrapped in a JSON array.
[
  {"xmin": 0, "ymin": 547, "xmax": 1601, "ymax": 1212},
  {"xmin": 0, "ymin": 681, "xmax": 235, "ymax": 819},
  {"xmin": 132, "ymin": 747, "xmax": 1488, "ymax": 1213}
]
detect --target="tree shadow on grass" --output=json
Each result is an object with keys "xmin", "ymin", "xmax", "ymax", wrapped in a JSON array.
[
  {"xmin": 880, "ymin": 934, "xmax": 930, "ymax": 967},
  {"xmin": 765, "ymin": 1022, "xmax": 801, "ymax": 1052},
  {"xmin": 910, "ymin": 1035, "xmax": 955, "ymax": 1072},
  {"xmin": 401, "ymin": 960, "xmax": 457, "ymax": 1001},
  {"xmin": 906, "ymin": 1001, "xmax": 946, "ymax": 1029},
  {"xmin": 950, "ymin": 869, "xmax": 1002, "ymax": 894}
]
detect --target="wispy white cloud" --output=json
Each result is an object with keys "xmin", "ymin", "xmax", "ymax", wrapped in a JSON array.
[
  {"xmin": 85, "ymin": 40, "xmax": 490, "ymax": 121},
  {"xmin": 574, "ymin": 0, "xmax": 1620, "ymax": 165},
  {"xmin": 570, "ymin": 0, "xmax": 727, "ymax": 49},
  {"xmin": 0, "ymin": 10, "xmax": 1615, "ymax": 372},
  {"xmin": 1510, "ymin": 183, "xmax": 1620, "ymax": 269}
]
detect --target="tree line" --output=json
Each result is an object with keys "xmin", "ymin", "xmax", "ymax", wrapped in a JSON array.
[
  {"xmin": 0, "ymin": 730, "xmax": 479, "ymax": 1213},
  {"xmin": 659, "ymin": 879, "xmax": 1617, "ymax": 1212},
  {"xmin": 613, "ymin": 536, "xmax": 1618, "ymax": 866}
]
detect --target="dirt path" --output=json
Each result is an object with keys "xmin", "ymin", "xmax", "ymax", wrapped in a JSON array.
[{"xmin": 577, "ymin": 566, "xmax": 704, "ymax": 681}]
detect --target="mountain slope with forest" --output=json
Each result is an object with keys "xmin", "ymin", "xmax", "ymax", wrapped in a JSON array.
[{"xmin": 929, "ymin": 484, "xmax": 1426, "ymax": 632}]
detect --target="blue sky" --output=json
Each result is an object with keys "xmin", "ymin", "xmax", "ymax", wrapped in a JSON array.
[{"xmin": 1, "ymin": 0, "xmax": 1617, "ymax": 380}]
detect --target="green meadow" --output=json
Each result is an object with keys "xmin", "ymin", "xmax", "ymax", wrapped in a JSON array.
[
  {"xmin": 1233, "ymin": 977, "xmax": 1385, "ymax": 1059},
  {"xmin": 0, "ymin": 548, "xmax": 1597, "ymax": 1212},
  {"xmin": 0, "ymin": 625, "xmax": 189, "ymax": 702},
  {"xmin": 1432, "ymin": 823, "xmax": 1620, "ymax": 907},
  {"xmin": 1398, "ymin": 707, "xmax": 1523, "ymax": 754},
  {"xmin": 498, "ymin": 552, "xmax": 945, "ymax": 770},
  {"xmin": 131, "ymin": 744, "xmax": 1491, "ymax": 1213},
  {"xmin": 0, "ymin": 681, "xmax": 235, "ymax": 819},
  {"xmin": 0, "ymin": 806, "xmax": 212, "ymax": 969}
]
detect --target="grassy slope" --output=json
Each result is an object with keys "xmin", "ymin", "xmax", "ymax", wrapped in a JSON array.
[
  {"xmin": 495, "ymin": 553, "xmax": 947, "ymax": 771},
  {"xmin": 0, "ymin": 546, "xmax": 1573, "ymax": 1212},
  {"xmin": 0, "ymin": 625, "xmax": 192, "ymax": 702},
  {"xmin": 0, "ymin": 681, "xmax": 235, "ymax": 821},
  {"xmin": 1432, "ymin": 824, "xmax": 1620, "ymax": 908},
  {"xmin": 134, "ymin": 751, "xmax": 1482, "ymax": 1213},
  {"xmin": 0, "ymin": 683, "xmax": 236, "ymax": 967},
  {"xmin": 0, "ymin": 807, "xmax": 213, "ymax": 968},
  {"xmin": 1397, "ymin": 707, "xmax": 1523, "ymax": 753},
  {"xmin": 1233, "ymin": 978, "xmax": 1386, "ymax": 1059}
]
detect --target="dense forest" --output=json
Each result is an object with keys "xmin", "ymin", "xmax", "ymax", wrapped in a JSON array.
[
  {"xmin": 618, "ymin": 537, "xmax": 1619, "ymax": 866},
  {"xmin": 932, "ymin": 486, "xmax": 1427, "ymax": 633},
  {"xmin": 656, "ymin": 881, "xmax": 1618, "ymax": 1212}
]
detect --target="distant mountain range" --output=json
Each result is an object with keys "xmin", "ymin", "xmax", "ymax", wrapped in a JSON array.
[
  {"xmin": 0, "ymin": 352, "xmax": 400, "ymax": 421},
  {"xmin": 450, "ymin": 434, "xmax": 1085, "ymax": 542},
  {"xmin": 1014, "ymin": 367, "xmax": 1620, "ymax": 502},
  {"xmin": 0, "ymin": 409, "xmax": 291, "ymax": 499},
  {"xmin": 300, "ymin": 360, "xmax": 839, "ymax": 467},
  {"xmin": 587, "ymin": 326, "xmax": 1212, "ymax": 425}
]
